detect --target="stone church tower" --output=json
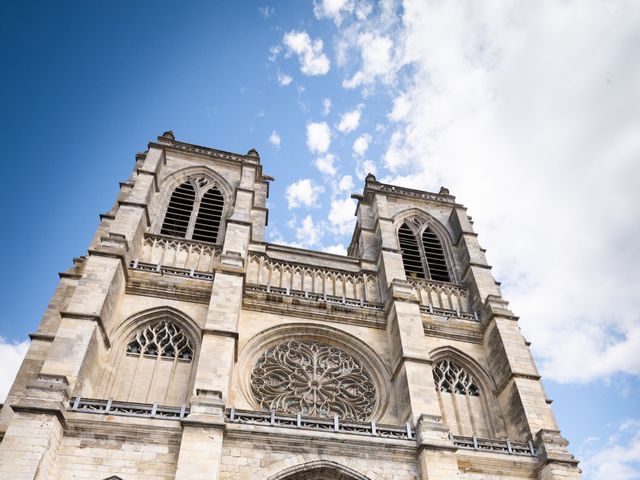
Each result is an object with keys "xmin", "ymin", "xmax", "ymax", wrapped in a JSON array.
[{"xmin": 0, "ymin": 132, "xmax": 581, "ymax": 479}]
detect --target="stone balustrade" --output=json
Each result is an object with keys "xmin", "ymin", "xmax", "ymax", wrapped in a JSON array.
[
  {"xmin": 136, "ymin": 233, "xmax": 221, "ymax": 273},
  {"xmin": 246, "ymin": 253, "xmax": 381, "ymax": 304},
  {"xmin": 407, "ymin": 277, "xmax": 478, "ymax": 320}
]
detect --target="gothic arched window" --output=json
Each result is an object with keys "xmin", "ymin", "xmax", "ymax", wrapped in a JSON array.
[
  {"xmin": 126, "ymin": 320, "xmax": 193, "ymax": 361},
  {"xmin": 398, "ymin": 220, "xmax": 451, "ymax": 282},
  {"xmin": 99, "ymin": 318, "xmax": 195, "ymax": 406},
  {"xmin": 432, "ymin": 358, "xmax": 493, "ymax": 437},
  {"xmin": 160, "ymin": 177, "xmax": 224, "ymax": 243}
]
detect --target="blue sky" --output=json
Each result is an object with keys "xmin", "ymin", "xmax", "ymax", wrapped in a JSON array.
[{"xmin": 1, "ymin": 1, "xmax": 639, "ymax": 478}]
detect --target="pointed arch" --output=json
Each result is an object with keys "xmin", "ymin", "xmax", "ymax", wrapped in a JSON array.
[
  {"xmin": 267, "ymin": 460, "xmax": 374, "ymax": 480},
  {"xmin": 429, "ymin": 346, "xmax": 507, "ymax": 439},
  {"xmin": 155, "ymin": 166, "xmax": 233, "ymax": 243},
  {"xmin": 96, "ymin": 306, "xmax": 200, "ymax": 406},
  {"xmin": 394, "ymin": 209, "xmax": 455, "ymax": 282}
]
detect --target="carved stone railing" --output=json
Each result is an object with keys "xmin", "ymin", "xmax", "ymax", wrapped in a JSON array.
[
  {"xmin": 246, "ymin": 254, "xmax": 381, "ymax": 305},
  {"xmin": 226, "ymin": 408, "xmax": 413, "ymax": 440},
  {"xmin": 134, "ymin": 233, "xmax": 221, "ymax": 274},
  {"xmin": 451, "ymin": 434, "xmax": 536, "ymax": 457},
  {"xmin": 407, "ymin": 278, "xmax": 479, "ymax": 321},
  {"xmin": 245, "ymin": 285, "xmax": 383, "ymax": 311},
  {"xmin": 68, "ymin": 397, "xmax": 189, "ymax": 421}
]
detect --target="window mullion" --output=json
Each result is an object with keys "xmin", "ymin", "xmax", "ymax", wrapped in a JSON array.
[
  {"xmin": 419, "ymin": 225, "xmax": 432, "ymax": 280},
  {"xmin": 186, "ymin": 194, "xmax": 204, "ymax": 239}
]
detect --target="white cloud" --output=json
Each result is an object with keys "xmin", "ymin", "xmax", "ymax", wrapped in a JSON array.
[
  {"xmin": 259, "ymin": 5, "xmax": 275, "ymax": 18},
  {"xmin": 295, "ymin": 215, "xmax": 321, "ymax": 247},
  {"xmin": 353, "ymin": 133, "xmax": 371, "ymax": 156},
  {"xmin": 580, "ymin": 419, "xmax": 640, "ymax": 479},
  {"xmin": 283, "ymin": 30, "xmax": 330, "ymax": 76},
  {"xmin": 338, "ymin": 175, "xmax": 355, "ymax": 192},
  {"xmin": 383, "ymin": 130, "xmax": 408, "ymax": 172},
  {"xmin": 330, "ymin": 0, "xmax": 640, "ymax": 382},
  {"xmin": 323, "ymin": 243, "xmax": 348, "ymax": 255},
  {"xmin": 355, "ymin": 159, "xmax": 377, "ymax": 180},
  {"xmin": 389, "ymin": 94, "xmax": 410, "ymax": 122},
  {"xmin": 322, "ymin": 98, "xmax": 332, "ymax": 116},
  {"xmin": 314, "ymin": 153, "xmax": 337, "ymax": 175},
  {"xmin": 277, "ymin": 72, "xmax": 293, "ymax": 86},
  {"xmin": 269, "ymin": 130, "xmax": 281, "ymax": 149},
  {"xmin": 328, "ymin": 197, "xmax": 357, "ymax": 235},
  {"xmin": 313, "ymin": 0, "xmax": 351, "ymax": 25},
  {"xmin": 306, "ymin": 122, "xmax": 331, "ymax": 154},
  {"xmin": 0, "ymin": 337, "xmax": 28, "ymax": 402},
  {"xmin": 285, "ymin": 179, "xmax": 324, "ymax": 209},
  {"xmin": 268, "ymin": 45, "xmax": 281, "ymax": 61},
  {"xmin": 343, "ymin": 33, "xmax": 395, "ymax": 89},
  {"xmin": 337, "ymin": 106, "xmax": 362, "ymax": 133}
]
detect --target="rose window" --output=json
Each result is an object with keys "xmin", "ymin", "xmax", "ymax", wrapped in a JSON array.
[{"xmin": 250, "ymin": 341, "xmax": 376, "ymax": 421}]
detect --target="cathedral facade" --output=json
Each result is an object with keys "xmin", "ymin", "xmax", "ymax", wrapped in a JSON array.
[{"xmin": 0, "ymin": 132, "xmax": 581, "ymax": 479}]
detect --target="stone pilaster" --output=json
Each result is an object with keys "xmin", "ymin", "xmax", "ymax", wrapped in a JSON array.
[
  {"xmin": 535, "ymin": 430, "xmax": 581, "ymax": 479},
  {"xmin": 415, "ymin": 414, "xmax": 460, "ymax": 479},
  {"xmin": 0, "ymin": 374, "xmax": 68, "ymax": 480},
  {"xmin": 178, "ymin": 154, "xmax": 259, "ymax": 480},
  {"xmin": 175, "ymin": 390, "xmax": 226, "ymax": 480}
]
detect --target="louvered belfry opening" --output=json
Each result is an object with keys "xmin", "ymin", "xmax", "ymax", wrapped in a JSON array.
[
  {"xmin": 160, "ymin": 178, "xmax": 225, "ymax": 243},
  {"xmin": 398, "ymin": 223, "xmax": 426, "ymax": 279},
  {"xmin": 422, "ymin": 227, "xmax": 450, "ymax": 282},
  {"xmin": 192, "ymin": 186, "xmax": 224, "ymax": 242},
  {"xmin": 161, "ymin": 181, "xmax": 196, "ymax": 238}
]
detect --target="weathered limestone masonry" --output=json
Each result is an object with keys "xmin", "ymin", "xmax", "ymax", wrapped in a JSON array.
[{"xmin": 0, "ymin": 132, "xmax": 581, "ymax": 480}]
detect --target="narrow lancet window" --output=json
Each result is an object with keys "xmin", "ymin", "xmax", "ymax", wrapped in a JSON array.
[
  {"xmin": 161, "ymin": 181, "xmax": 196, "ymax": 238},
  {"xmin": 192, "ymin": 186, "xmax": 224, "ymax": 242},
  {"xmin": 398, "ymin": 223, "xmax": 425, "ymax": 279},
  {"xmin": 422, "ymin": 227, "xmax": 450, "ymax": 282}
]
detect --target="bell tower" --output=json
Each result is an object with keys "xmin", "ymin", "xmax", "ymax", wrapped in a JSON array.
[
  {"xmin": 350, "ymin": 173, "xmax": 581, "ymax": 479},
  {"xmin": 0, "ymin": 133, "xmax": 580, "ymax": 480}
]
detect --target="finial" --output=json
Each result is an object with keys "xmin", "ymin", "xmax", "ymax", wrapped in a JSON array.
[
  {"xmin": 161, "ymin": 130, "xmax": 175, "ymax": 140},
  {"xmin": 247, "ymin": 148, "xmax": 260, "ymax": 158},
  {"xmin": 439, "ymin": 186, "xmax": 450, "ymax": 195}
]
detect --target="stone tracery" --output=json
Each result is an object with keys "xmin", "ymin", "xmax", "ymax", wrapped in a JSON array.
[
  {"xmin": 250, "ymin": 341, "xmax": 376, "ymax": 421},
  {"xmin": 126, "ymin": 320, "xmax": 193, "ymax": 361},
  {"xmin": 432, "ymin": 358, "xmax": 479, "ymax": 396}
]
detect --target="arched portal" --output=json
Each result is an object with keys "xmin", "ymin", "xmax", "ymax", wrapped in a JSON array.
[
  {"xmin": 268, "ymin": 461, "xmax": 372, "ymax": 480},
  {"xmin": 281, "ymin": 468, "xmax": 361, "ymax": 479}
]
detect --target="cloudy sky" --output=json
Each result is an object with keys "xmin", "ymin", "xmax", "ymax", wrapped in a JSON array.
[{"xmin": 1, "ymin": 1, "xmax": 639, "ymax": 477}]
